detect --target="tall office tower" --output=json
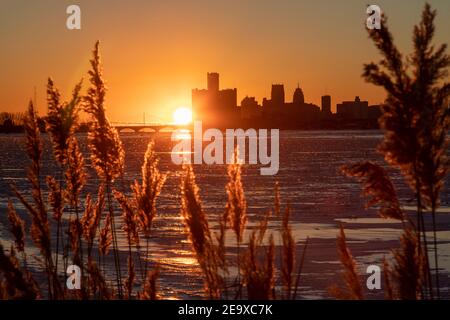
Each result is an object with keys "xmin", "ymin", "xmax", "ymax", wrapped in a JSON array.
[
  {"xmin": 271, "ymin": 84, "xmax": 285, "ymax": 105},
  {"xmin": 321, "ymin": 95, "xmax": 332, "ymax": 114},
  {"xmin": 207, "ymin": 72, "xmax": 219, "ymax": 92}
]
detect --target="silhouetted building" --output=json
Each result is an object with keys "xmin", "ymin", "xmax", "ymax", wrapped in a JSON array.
[
  {"xmin": 321, "ymin": 95, "xmax": 332, "ymax": 115},
  {"xmin": 207, "ymin": 72, "xmax": 219, "ymax": 92},
  {"xmin": 337, "ymin": 96, "xmax": 369, "ymax": 120},
  {"xmin": 240, "ymin": 96, "xmax": 261, "ymax": 120},
  {"xmin": 192, "ymin": 73, "xmax": 237, "ymax": 127},
  {"xmin": 368, "ymin": 104, "xmax": 382, "ymax": 120},
  {"xmin": 271, "ymin": 84, "xmax": 285, "ymax": 105},
  {"xmin": 218, "ymin": 89, "xmax": 237, "ymax": 110},
  {"xmin": 260, "ymin": 83, "xmax": 319, "ymax": 127},
  {"xmin": 293, "ymin": 86, "xmax": 305, "ymax": 106},
  {"xmin": 262, "ymin": 84, "xmax": 285, "ymax": 119},
  {"xmin": 192, "ymin": 88, "xmax": 209, "ymax": 120}
]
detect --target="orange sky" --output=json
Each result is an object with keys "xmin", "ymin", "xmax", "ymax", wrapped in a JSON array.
[{"xmin": 1, "ymin": 0, "xmax": 449, "ymax": 123}]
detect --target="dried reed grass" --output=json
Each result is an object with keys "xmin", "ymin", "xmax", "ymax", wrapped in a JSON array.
[
  {"xmin": 180, "ymin": 164, "xmax": 221, "ymax": 299},
  {"xmin": 329, "ymin": 226, "xmax": 363, "ymax": 300},
  {"xmin": 362, "ymin": 3, "xmax": 449, "ymax": 298}
]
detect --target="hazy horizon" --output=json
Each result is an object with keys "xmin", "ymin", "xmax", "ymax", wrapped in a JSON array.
[{"xmin": 1, "ymin": 0, "xmax": 449, "ymax": 122}]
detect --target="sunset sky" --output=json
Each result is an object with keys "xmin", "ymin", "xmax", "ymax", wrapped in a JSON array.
[{"xmin": 1, "ymin": 0, "xmax": 449, "ymax": 123}]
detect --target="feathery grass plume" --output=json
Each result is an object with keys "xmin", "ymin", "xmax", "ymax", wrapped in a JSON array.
[
  {"xmin": 0, "ymin": 245, "xmax": 39, "ymax": 300},
  {"xmin": 64, "ymin": 137, "xmax": 86, "ymax": 207},
  {"xmin": 84, "ymin": 40, "xmax": 124, "ymax": 298},
  {"xmin": 21, "ymin": 101, "xmax": 50, "ymax": 257},
  {"xmin": 411, "ymin": 6, "xmax": 450, "ymax": 297},
  {"xmin": 12, "ymin": 101, "xmax": 62, "ymax": 299},
  {"xmin": 133, "ymin": 141, "xmax": 165, "ymax": 248},
  {"xmin": 87, "ymin": 260, "xmax": 112, "ymax": 300},
  {"xmin": 226, "ymin": 148, "xmax": 247, "ymax": 244},
  {"xmin": 81, "ymin": 194, "xmax": 94, "ymax": 247},
  {"xmin": 45, "ymin": 78, "xmax": 83, "ymax": 166},
  {"xmin": 138, "ymin": 267, "xmax": 159, "ymax": 300},
  {"xmin": 330, "ymin": 226, "xmax": 363, "ymax": 300},
  {"xmin": 84, "ymin": 41, "xmax": 124, "ymax": 182},
  {"xmin": 7, "ymin": 201, "xmax": 25, "ymax": 253},
  {"xmin": 242, "ymin": 233, "xmax": 275, "ymax": 300},
  {"xmin": 99, "ymin": 212, "xmax": 112, "ymax": 256},
  {"xmin": 257, "ymin": 210, "xmax": 271, "ymax": 245},
  {"xmin": 131, "ymin": 141, "xmax": 166, "ymax": 277},
  {"xmin": 133, "ymin": 141, "xmax": 166, "ymax": 236},
  {"xmin": 114, "ymin": 190, "xmax": 140, "ymax": 247},
  {"xmin": 11, "ymin": 183, "xmax": 55, "ymax": 295},
  {"xmin": 281, "ymin": 206, "xmax": 295, "ymax": 299},
  {"xmin": 114, "ymin": 189, "xmax": 140, "ymax": 290},
  {"xmin": 180, "ymin": 164, "xmax": 221, "ymax": 299},
  {"xmin": 81, "ymin": 186, "xmax": 105, "ymax": 259},
  {"xmin": 47, "ymin": 78, "xmax": 85, "ymax": 279},
  {"xmin": 341, "ymin": 162, "xmax": 404, "ymax": 220},
  {"xmin": 63, "ymin": 137, "xmax": 86, "ymax": 287},
  {"xmin": 389, "ymin": 227, "xmax": 426, "ymax": 300},
  {"xmin": 23, "ymin": 101, "xmax": 42, "ymax": 176},
  {"xmin": 363, "ymin": 4, "xmax": 449, "ymax": 297},
  {"xmin": 69, "ymin": 219, "xmax": 82, "ymax": 266},
  {"xmin": 11, "ymin": 185, "xmax": 55, "ymax": 298},
  {"xmin": 181, "ymin": 164, "xmax": 210, "ymax": 262},
  {"xmin": 409, "ymin": 4, "xmax": 450, "ymax": 208},
  {"xmin": 46, "ymin": 176, "xmax": 64, "ymax": 222},
  {"xmin": 225, "ymin": 148, "xmax": 247, "ymax": 294},
  {"xmin": 46, "ymin": 175, "xmax": 65, "ymax": 275}
]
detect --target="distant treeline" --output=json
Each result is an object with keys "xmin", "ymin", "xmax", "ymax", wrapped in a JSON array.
[
  {"xmin": 0, "ymin": 112, "xmax": 25, "ymax": 133},
  {"xmin": 0, "ymin": 112, "xmax": 91, "ymax": 133}
]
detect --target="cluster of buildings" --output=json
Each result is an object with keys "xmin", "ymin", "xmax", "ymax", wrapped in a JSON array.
[{"xmin": 192, "ymin": 72, "xmax": 381, "ymax": 129}]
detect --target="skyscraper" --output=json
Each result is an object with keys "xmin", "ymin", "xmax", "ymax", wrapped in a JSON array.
[
  {"xmin": 207, "ymin": 72, "xmax": 219, "ymax": 92},
  {"xmin": 321, "ymin": 95, "xmax": 331, "ymax": 114},
  {"xmin": 271, "ymin": 84, "xmax": 285, "ymax": 105},
  {"xmin": 192, "ymin": 72, "xmax": 238, "ymax": 127}
]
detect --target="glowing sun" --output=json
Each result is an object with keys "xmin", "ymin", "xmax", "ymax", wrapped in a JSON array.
[{"xmin": 173, "ymin": 107, "xmax": 192, "ymax": 125}]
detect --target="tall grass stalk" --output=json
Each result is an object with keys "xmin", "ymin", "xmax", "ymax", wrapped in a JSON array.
[
  {"xmin": 362, "ymin": 3, "xmax": 449, "ymax": 298},
  {"xmin": 84, "ymin": 41, "xmax": 125, "ymax": 298},
  {"xmin": 225, "ymin": 148, "xmax": 247, "ymax": 297},
  {"xmin": 132, "ymin": 141, "xmax": 166, "ymax": 279},
  {"xmin": 45, "ymin": 77, "xmax": 84, "ymax": 281},
  {"xmin": 11, "ymin": 101, "xmax": 62, "ymax": 299},
  {"xmin": 342, "ymin": 161, "xmax": 427, "ymax": 299},
  {"xmin": 180, "ymin": 164, "xmax": 221, "ymax": 299}
]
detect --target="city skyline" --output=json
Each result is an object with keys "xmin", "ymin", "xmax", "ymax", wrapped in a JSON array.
[
  {"xmin": 1, "ymin": 0, "xmax": 450, "ymax": 123},
  {"xmin": 192, "ymin": 72, "xmax": 381, "ymax": 130}
]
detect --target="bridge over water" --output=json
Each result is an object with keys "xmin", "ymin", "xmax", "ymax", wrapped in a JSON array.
[{"xmin": 112, "ymin": 122, "xmax": 191, "ymax": 133}]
